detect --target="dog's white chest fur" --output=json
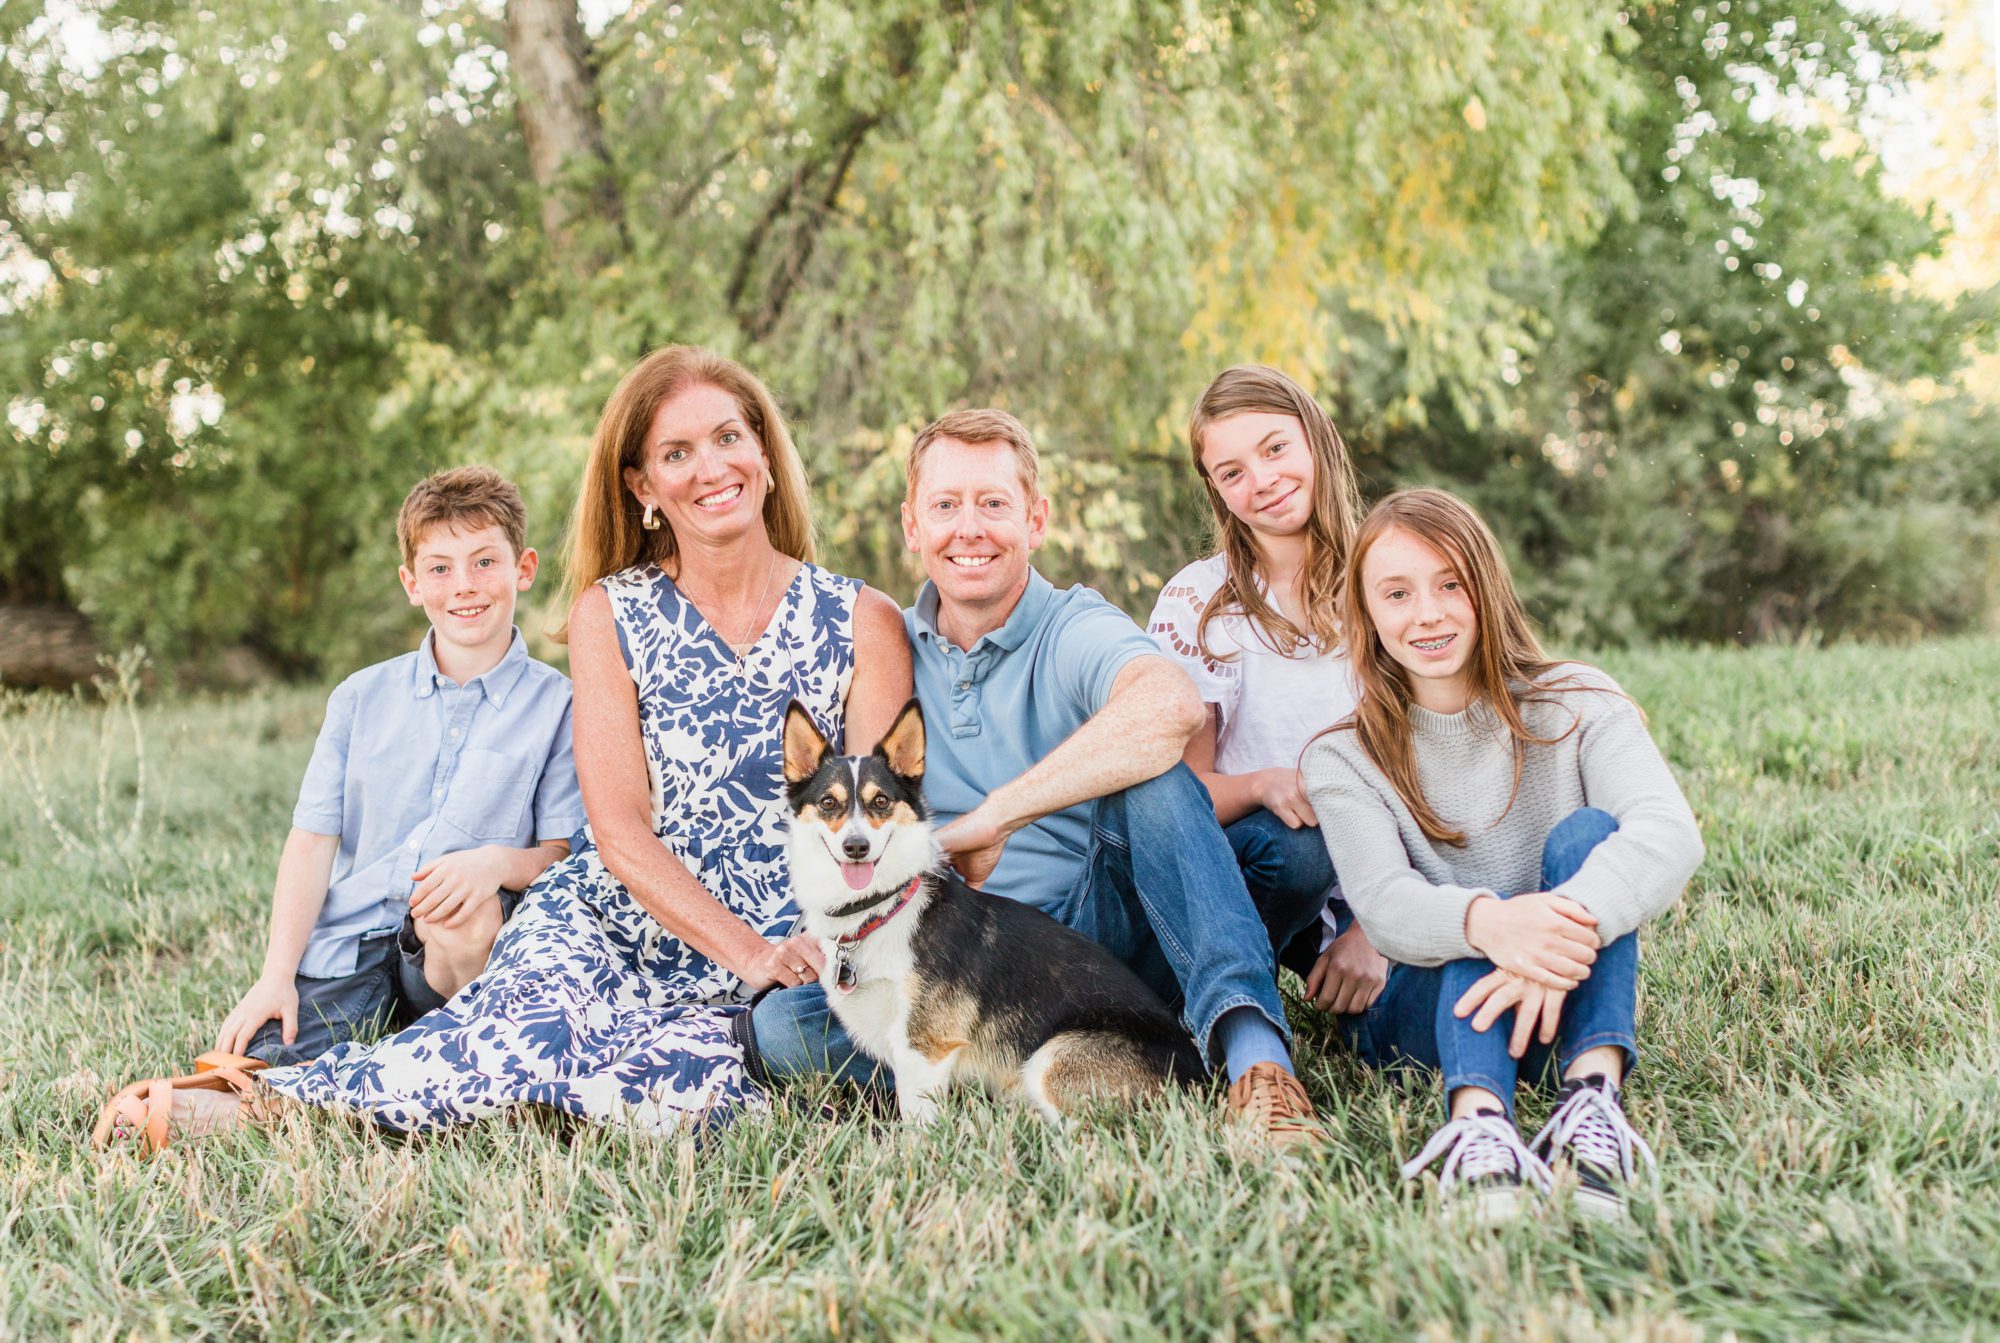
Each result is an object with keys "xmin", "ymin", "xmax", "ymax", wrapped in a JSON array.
[{"xmin": 820, "ymin": 926, "xmax": 916, "ymax": 1062}]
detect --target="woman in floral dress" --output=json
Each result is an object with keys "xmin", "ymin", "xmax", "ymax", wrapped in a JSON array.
[{"xmin": 137, "ymin": 347, "xmax": 912, "ymax": 1142}]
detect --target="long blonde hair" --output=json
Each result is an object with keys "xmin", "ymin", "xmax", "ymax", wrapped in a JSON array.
[
  {"xmin": 1328, "ymin": 488, "xmax": 1606, "ymax": 846},
  {"xmin": 556, "ymin": 346, "xmax": 816, "ymax": 640},
  {"xmin": 1187, "ymin": 365, "xmax": 1362, "ymax": 658}
]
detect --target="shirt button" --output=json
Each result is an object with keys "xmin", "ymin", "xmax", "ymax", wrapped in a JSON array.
[
  {"xmin": 432, "ymin": 788, "xmax": 443, "ymax": 800},
  {"xmin": 956, "ymin": 681, "xmax": 971, "ymax": 691},
  {"xmin": 450, "ymin": 727, "xmax": 461, "ymax": 739}
]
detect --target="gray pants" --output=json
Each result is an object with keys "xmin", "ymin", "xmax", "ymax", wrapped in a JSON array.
[{"xmin": 247, "ymin": 889, "xmax": 521, "ymax": 1066}]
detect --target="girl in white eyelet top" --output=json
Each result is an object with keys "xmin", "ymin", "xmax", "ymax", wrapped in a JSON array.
[
  {"xmin": 1150, "ymin": 553, "xmax": 1360, "ymax": 781},
  {"xmin": 1147, "ymin": 364, "xmax": 1388, "ymax": 1019}
]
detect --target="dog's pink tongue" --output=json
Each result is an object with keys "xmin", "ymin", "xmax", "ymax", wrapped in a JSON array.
[{"xmin": 840, "ymin": 861, "xmax": 875, "ymax": 891}]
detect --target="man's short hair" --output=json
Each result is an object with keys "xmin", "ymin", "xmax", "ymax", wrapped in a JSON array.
[
  {"xmin": 397, "ymin": 465, "xmax": 529, "ymax": 567},
  {"xmin": 906, "ymin": 408, "xmax": 1041, "ymax": 502}
]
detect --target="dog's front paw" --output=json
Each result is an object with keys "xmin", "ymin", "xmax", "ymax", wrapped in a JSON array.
[{"xmin": 898, "ymin": 1090, "xmax": 944, "ymax": 1126}]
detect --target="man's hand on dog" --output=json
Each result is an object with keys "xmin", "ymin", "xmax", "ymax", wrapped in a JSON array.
[
  {"xmin": 409, "ymin": 847, "xmax": 511, "ymax": 927},
  {"xmin": 935, "ymin": 806, "xmax": 1015, "ymax": 889},
  {"xmin": 1304, "ymin": 921, "xmax": 1388, "ymax": 1016}
]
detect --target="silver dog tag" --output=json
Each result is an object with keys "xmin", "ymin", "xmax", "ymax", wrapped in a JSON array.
[{"xmin": 833, "ymin": 946, "xmax": 857, "ymax": 995}]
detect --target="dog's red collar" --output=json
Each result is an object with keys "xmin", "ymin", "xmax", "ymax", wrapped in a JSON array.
[
  {"xmin": 833, "ymin": 875, "xmax": 923, "ymax": 947},
  {"xmin": 829, "ymin": 875, "xmax": 923, "ymax": 995}
]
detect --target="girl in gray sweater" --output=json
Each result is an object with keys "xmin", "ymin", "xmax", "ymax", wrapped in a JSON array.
[{"xmin": 1301, "ymin": 489, "xmax": 1704, "ymax": 1223}]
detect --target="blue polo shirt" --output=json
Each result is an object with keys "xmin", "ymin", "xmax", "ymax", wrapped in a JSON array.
[
  {"xmin": 289, "ymin": 629, "xmax": 584, "ymax": 978},
  {"xmin": 905, "ymin": 569, "xmax": 1162, "ymax": 910}
]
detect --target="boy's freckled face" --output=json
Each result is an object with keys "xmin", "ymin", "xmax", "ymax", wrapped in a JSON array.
[{"xmin": 398, "ymin": 522, "xmax": 537, "ymax": 661}]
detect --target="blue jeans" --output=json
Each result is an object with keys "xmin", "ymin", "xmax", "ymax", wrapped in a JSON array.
[
  {"xmin": 743, "ymin": 764, "xmax": 1291, "ymax": 1085},
  {"xmin": 1226, "ymin": 807, "xmax": 1339, "ymax": 982},
  {"xmin": 1338, "ymin": 807, "xmax": 1637, "ymax": 1121}
]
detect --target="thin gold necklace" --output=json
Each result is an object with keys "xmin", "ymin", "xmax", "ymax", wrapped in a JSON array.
[{"xmin": 720, "ymin": 552, "xmax": 779, "ymax": 658}]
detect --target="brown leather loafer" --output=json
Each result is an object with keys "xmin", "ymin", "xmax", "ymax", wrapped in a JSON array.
[{"xmin": 1224, "ymin": 1061, "xmax": 1326, "ymax": 1154}]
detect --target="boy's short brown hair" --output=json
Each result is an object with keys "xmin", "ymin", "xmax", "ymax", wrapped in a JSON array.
[
  {"xmin": 397, "ymin": 465, "xmax": 529, "ymax": 567},
  {"xmin": 906, "ymin": 408, "xmax": 1041, "ymax": 502}
]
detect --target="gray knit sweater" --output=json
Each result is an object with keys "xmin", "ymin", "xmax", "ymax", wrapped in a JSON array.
[{"xmin": 1300, "ymin": 664, "xmax": 1704, "ymax": 967}]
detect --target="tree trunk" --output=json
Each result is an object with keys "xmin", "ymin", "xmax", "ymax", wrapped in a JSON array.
[
  {"xmin": 0, "ymin": 602, "xmax": 100, "ymax": 691},
  {"xmin": 504, "ymin": 0, "xmax": 627, "ymax": 273}
]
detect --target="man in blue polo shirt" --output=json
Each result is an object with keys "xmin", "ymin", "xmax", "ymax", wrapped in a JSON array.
[{"xmin": 743, "ymin": 409, "xmax": 1322, "ymax": 1151}]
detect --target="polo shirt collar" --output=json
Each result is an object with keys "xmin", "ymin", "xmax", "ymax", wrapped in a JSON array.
[
  {"xmin": 911, "ymin": 568, "xmax": 1054, "ymax": 654},
  {"xmin": 985, "ymin": 568, "xmax": 1054, "ymax": 651},
  {"xmin": 412, "ymin": 627, "xmax": 529, "ymax": 707}
]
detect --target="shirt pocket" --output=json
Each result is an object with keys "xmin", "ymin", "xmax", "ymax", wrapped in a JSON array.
[{"xmin": 439, "ymin": 748, "xmax": 538, "ymax": 843}]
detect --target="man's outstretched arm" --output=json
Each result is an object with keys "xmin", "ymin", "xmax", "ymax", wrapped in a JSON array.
[{"xmin": 936, "ymin": 655, "xmax": 1204, "ymax": 886}]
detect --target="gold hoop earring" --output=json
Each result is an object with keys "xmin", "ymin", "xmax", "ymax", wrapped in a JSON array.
[{"xmin": 641, "ymin": 503, "xmax": 662, "ymax": 531}]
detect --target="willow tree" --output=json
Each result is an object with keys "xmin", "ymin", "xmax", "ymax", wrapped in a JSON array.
[
  {"xmin": 1, "ymin": 0, "xmax": 1652, "ymax": 672},
  {"xmin": 499, "ymin": 0, "xmax": 1639, "ymax": 604}
]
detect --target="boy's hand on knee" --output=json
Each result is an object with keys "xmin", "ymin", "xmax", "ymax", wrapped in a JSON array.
[
  {"xmin": 218, "ymin": 975, "xmax": 298, "ymax": 1055},
  {"xmin": 410, "ymin": 847, "xmax": 509, "ymax": 927}
]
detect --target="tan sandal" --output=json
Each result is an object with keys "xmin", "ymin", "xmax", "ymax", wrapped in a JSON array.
[{"xmin": 92, "ymin": 1054, "xmax": 269, "ymax": 1156}]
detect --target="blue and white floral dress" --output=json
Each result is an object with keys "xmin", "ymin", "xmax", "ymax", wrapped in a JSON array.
[{"xmin": 263, "ymin": 561, "xmax": 859, "ymax": 1135}]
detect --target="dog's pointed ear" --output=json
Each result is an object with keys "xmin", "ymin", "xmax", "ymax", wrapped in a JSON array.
[
  {"xmin": 874, "ymin": 698, "xmax": 926, "ymax": 780},
  {"xmin": 783, "ymin": 700, "xmax": 832, "ymax": 784}
]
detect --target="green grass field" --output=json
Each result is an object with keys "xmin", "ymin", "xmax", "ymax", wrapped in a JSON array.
[{"xmin": 4, "ymin": 639, "xmax": 1997, "ymax": 1341}]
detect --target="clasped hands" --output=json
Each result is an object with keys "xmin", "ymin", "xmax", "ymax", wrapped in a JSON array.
[{"xmin": 1456, "ymin": 890, "xmax": 1602, "ymax": 1059}]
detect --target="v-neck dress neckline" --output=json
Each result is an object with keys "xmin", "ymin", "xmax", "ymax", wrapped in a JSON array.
[{"xmin": 668, "ymin": 560, "xmax": 806, "ymax": 664}]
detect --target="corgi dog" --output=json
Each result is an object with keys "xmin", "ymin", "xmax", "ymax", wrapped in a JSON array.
[{"xmin": 781, "ymin": 698, "xmax": 1204, "ymax": 1125}]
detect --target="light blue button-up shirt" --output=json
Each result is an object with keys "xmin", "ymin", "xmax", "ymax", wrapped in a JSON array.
[
  {"xmin": 290, "ymin": 629, "xmax": 583, "ymax": 978},
  {"xmin": 904, "ymin": 569, "xmax": 1161, "ymax": 910}
]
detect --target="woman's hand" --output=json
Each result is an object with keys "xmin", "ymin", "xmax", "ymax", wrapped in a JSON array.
[
  {"xmin": 1453, "ymin": 968, "xmax": 1568, "ymax": 1059},
  {"xmin": 738, "ymin": 933, "xmax": 826, "ymax": 992},
  {"xmin": 1303, "ymin": 921, "xmax": 1389, "ymax": 1015},
  {"xmin": 1463, "ymin": 890, "xmax": 1599, "ymax": 990},
  {"xmin": 1252, "ymin": 768, "xmax": 1318, "ymax": 830}
]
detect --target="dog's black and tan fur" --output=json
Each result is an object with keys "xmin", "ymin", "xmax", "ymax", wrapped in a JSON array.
[{"xmin": 782, "ymin": 698, "xmax": 1203, "ymax": 1124}]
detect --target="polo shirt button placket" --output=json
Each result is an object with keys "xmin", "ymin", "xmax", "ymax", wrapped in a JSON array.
[{"xmin": 950, "ymin": 657, "xmax": 981, "ymax": 735}]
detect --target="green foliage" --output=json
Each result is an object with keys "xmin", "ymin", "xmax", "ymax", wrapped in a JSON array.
[
  {"xmin": 1361, "ymin": 0, "xmax": 1999, "ymax": 644},
  {"xmin": 1, "ymin": 0, "xmax": 526, "ymax": 672},
  {"xmin": 6, "ymin": 638, "xmax": 2000, "ymax": 1337},
  {"xmin": 1, "ymin": 0, "xmax": 1992, "ymax": 677}
]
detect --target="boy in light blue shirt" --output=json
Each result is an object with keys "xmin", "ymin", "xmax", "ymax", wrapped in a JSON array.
[{"xmin": 215, "ymin": 466, "xmax": 583, "ymax": 1066}]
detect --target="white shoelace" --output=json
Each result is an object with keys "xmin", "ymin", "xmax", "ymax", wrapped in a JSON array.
[
  {"xmin": 1530, "ymin": 1083, "xmax": 1658, "ymax": 1183},
  {"xmin": 1400, "ymin": 1112, "xmax": 1553, "ymax": 1193}
]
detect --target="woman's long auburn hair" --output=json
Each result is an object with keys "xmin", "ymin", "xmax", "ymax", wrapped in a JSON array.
[
  {"xmin": 1328, "ymin": 488, "xmax": 1604, "ymax": 846},
  {"xmin": 555, "ymin": 346, "xmax": 816, "ymax": 641},
  {"xmin": 1187, "ymin": 365, "xmax": 1363, "ymax": 659}
]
